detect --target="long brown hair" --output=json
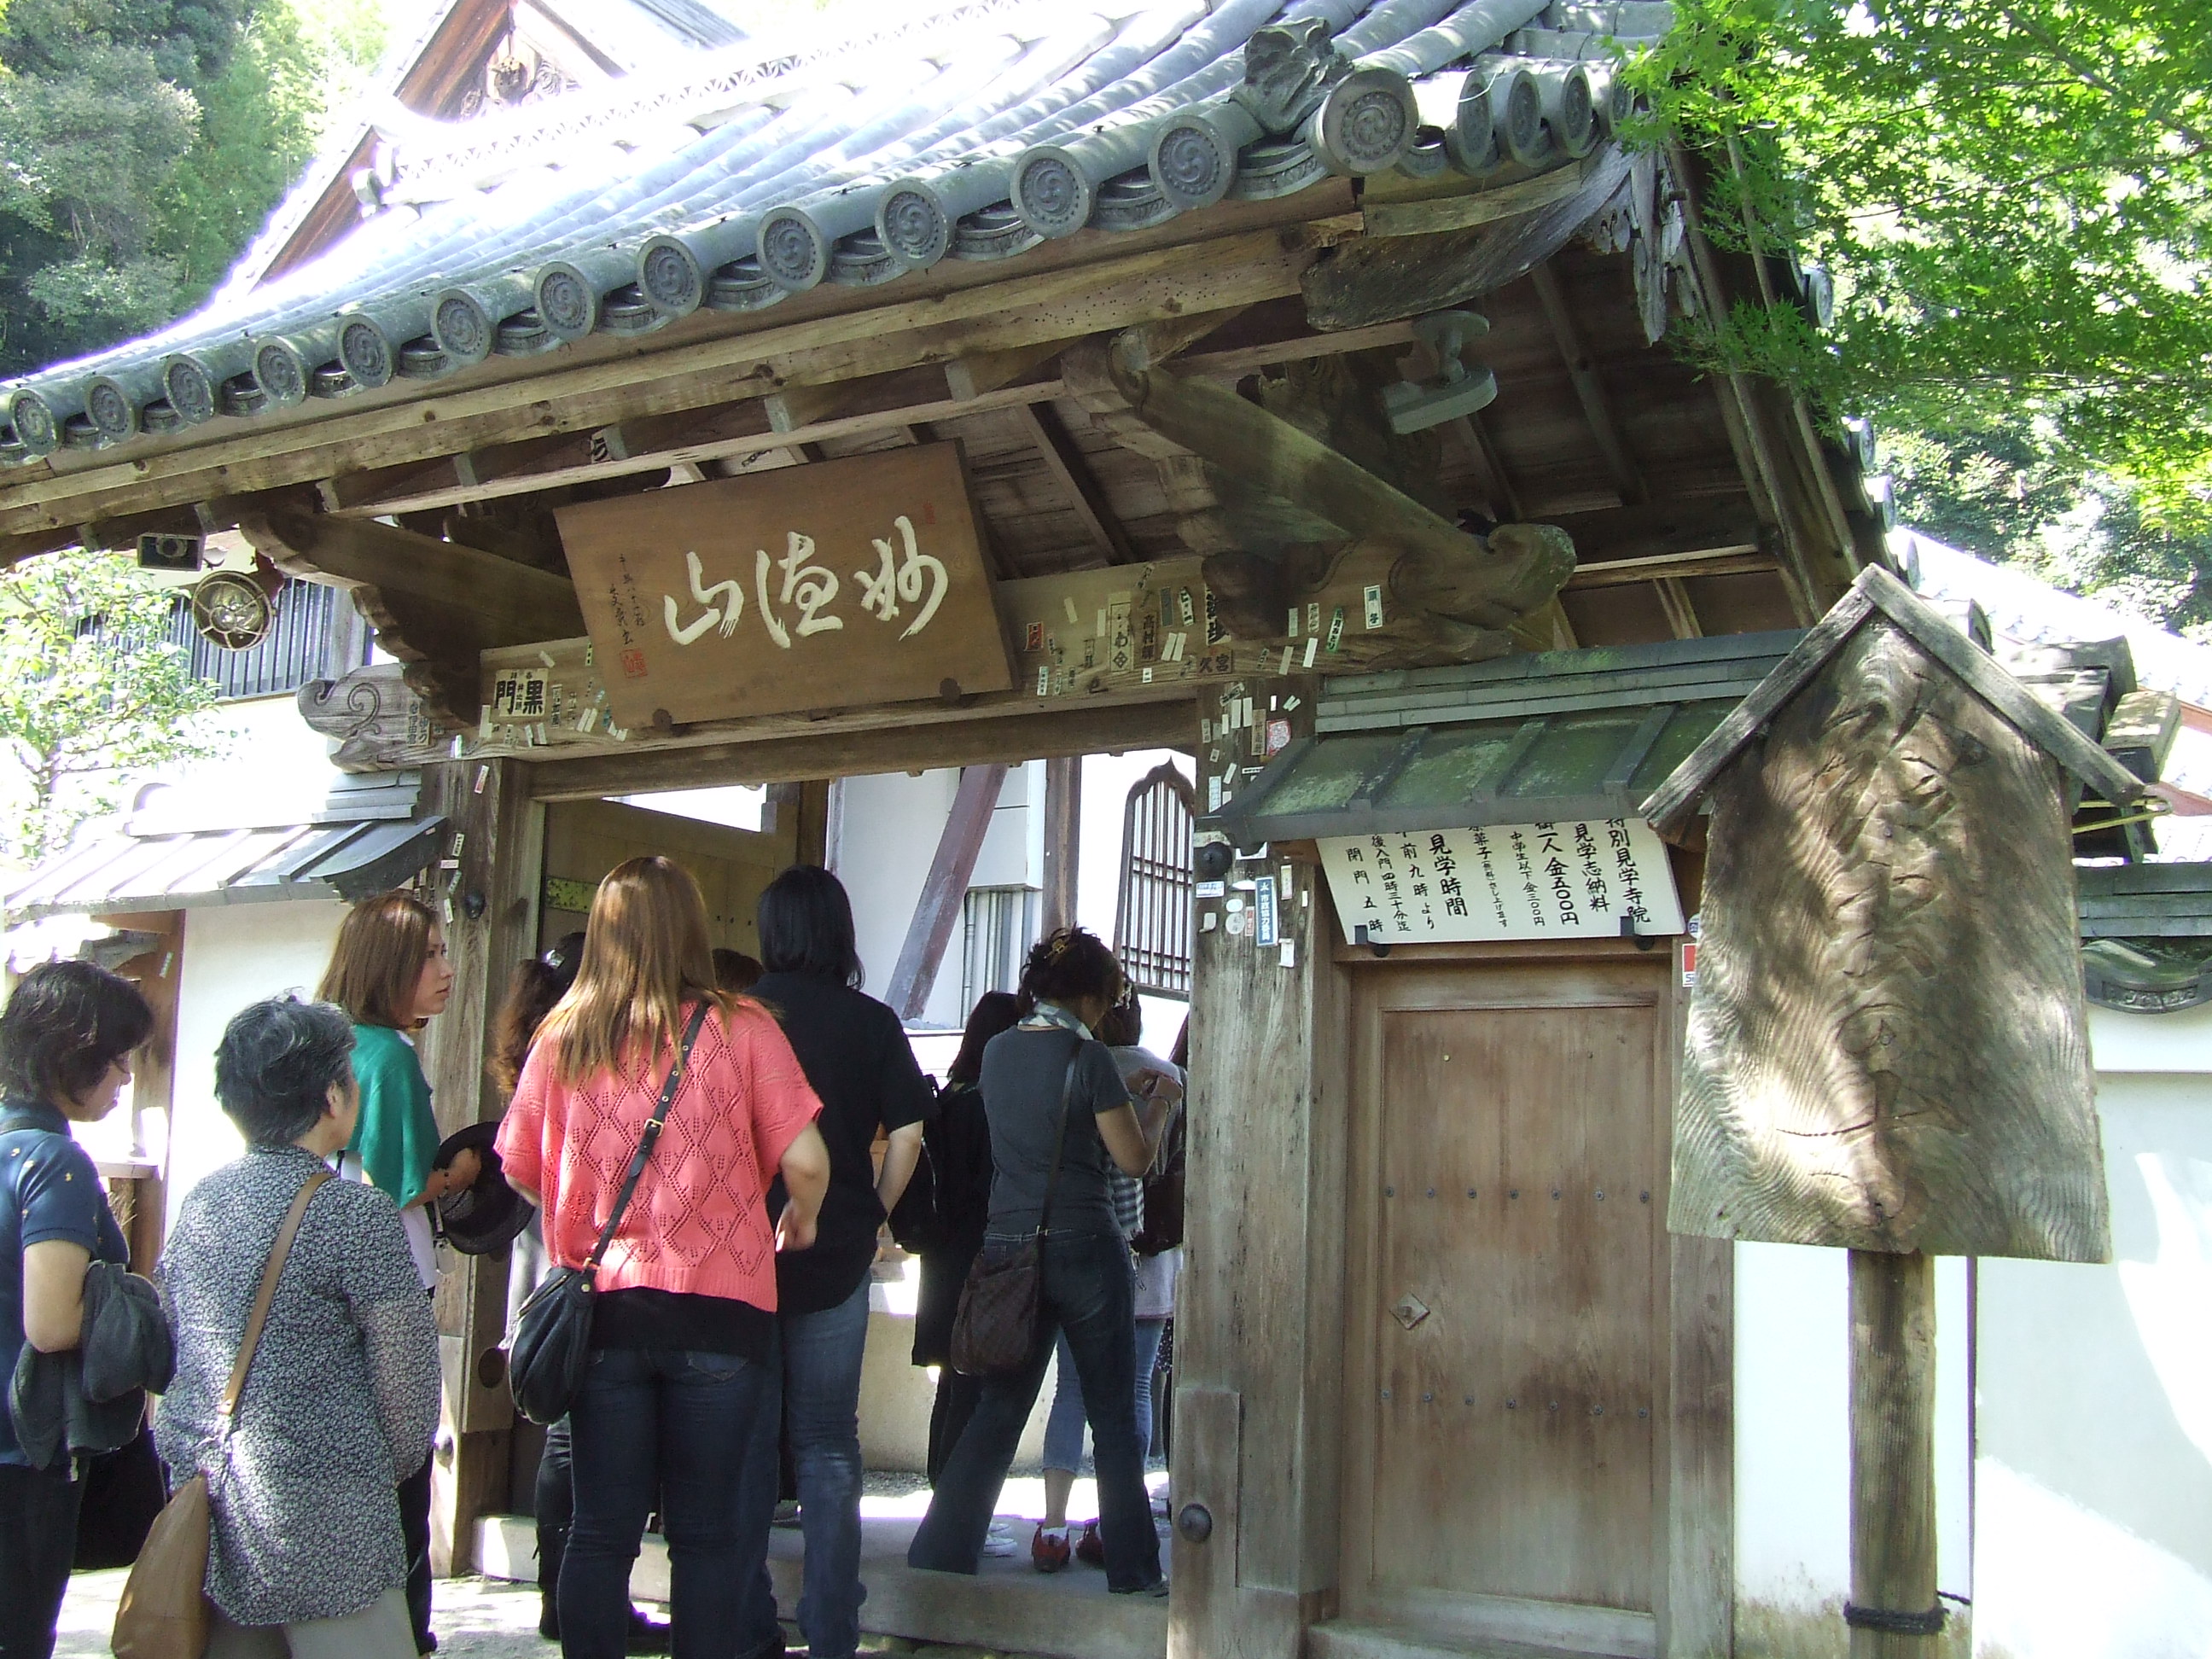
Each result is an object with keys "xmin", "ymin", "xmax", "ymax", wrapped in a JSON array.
[
  {"xmin": 318, "ymin": 890, "xmax": 439, "ymax": 1029},
  {"xmin": 490, "ymin": 932, "xmax": 585, "ymax": 1093},
  {"xmin": 538, "ymin": 857, "xmax": 735, "ymax": 1086}
]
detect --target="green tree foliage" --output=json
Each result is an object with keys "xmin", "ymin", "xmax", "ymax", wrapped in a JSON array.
[
  {"xmin": 1627, "ymin": 1, "xmax": 2212, "ymax": 535},
  {"xmin": 0, "ymin": 0, "xmax": 393, "ymax": 377},
  {"xmin": 1885, "ymin": 420, "xmax": 2212, "ymax": 638},
  {"xmin": 0, "ymin": 549, "xmax": 221, "ymax": 864}
]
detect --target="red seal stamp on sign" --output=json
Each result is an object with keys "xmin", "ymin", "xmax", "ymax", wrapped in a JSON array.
[{"xmin": 620, "ymin": 649, "xmax": 649, "ymax": 679}]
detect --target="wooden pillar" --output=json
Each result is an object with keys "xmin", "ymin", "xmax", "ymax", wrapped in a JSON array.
[
  {"xmin": 1848, "ymin": 1249, "xmax": 1942, "ymax": 1658},
  {"xmin": 416, "ymin": 756, "xmax": 544, "ymax": 1575},
  {"xmin": 1039, "ymin": 756, "xmax": 1080, "ymax": 934},
  {"xmin": 1175, "ymin": 683, "xmax": 1342, "ymax": 1659}
]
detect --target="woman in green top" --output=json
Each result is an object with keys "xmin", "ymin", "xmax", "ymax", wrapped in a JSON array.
[{"xmin": 317, "ymin": 889, "xmax": 474, "ymax": 1656}]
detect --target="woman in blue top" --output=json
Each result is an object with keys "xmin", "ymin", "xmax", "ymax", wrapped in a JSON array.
[
  {"xmin": 316, "ymin": 891, "xmax": 474, "ymax": 1656},
  {"xmin": 0, "ymin": 959, "xmax": 153, "ymax": 1659}
]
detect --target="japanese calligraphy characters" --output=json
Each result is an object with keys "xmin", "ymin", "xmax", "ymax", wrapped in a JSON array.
[
  {"xmin": 556, "ymin": 443, "xmax": 1010, "ymax": 726},
  {"xmin": 1318, "ymin": 819, "xmax": 1685, "ymax": 944}
]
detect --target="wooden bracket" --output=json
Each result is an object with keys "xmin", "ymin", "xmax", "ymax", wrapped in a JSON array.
[{"xmin": 240, "ymin": 507, "xmax": 585, "ymax": 731}]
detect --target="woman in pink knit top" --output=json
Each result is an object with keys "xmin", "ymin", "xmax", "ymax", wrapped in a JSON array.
[{"xmin": 498, "ymin": 856, "xmax": 830, "ymax": 1659}]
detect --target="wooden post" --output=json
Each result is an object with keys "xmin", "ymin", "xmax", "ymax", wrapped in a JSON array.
[
  {"xmin": 1176, "ymin": 681, "xmax": 1341, "ymax": 1659},
  {"xmin": 416, "ymin": 756, "xmax": 544, "ymax": 1576},
  {"xmin": 1848, "ymin": 1249, "xmax": 1942, "ymax": 1659},
  {"xmin": 1039, "ymin": 756, "xmax": 1080, "ymax": 935}
]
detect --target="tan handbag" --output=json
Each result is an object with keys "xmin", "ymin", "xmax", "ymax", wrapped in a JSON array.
[{"xmin": 114, "ymin": 1170, "xmax": 331, "ymax": 1659}]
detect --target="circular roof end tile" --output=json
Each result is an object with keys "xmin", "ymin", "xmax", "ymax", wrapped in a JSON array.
[
  {"xmin": 163, "ymin": 355, "xmax": 219, "ymax": 425},
  {"xmin": 9, "ymin": 388, "xmax": 61, "ymax": 457},
  {"xmin": 253, "ymin": 338, "xmax": 310, "ymax": 409},
  {"xmin": 757, "ymin": 208, "xmax": 830, "ymax": 293},
  {"xmin": 1012, "ymin": 147, "xmax": 1092, "ymax": 240},
  {"xmin": 1309, "ymin": 67, "xmax": 1417, "ymax": 177},
  {"xmin": 637, "ymin": 236, "xmax": 704, "ymax": 316},
  {"xmin": 338, "ymin": 315, "xmax": 398, "ymax": 389}
]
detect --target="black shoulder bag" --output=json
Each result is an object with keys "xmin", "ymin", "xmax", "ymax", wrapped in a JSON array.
[
  {"xmin": 509, "ymin": 1002, "xmax": 710, "ymax": 1425},
  {"xmin": 948, "ymin": 1042, "xmax": 1081, "ymax": 1377}
]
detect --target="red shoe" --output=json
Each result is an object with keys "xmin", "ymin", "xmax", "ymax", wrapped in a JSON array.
[
  {"xmin": 1075, "ymin": 1522, "xmax": 1105, "ymax": 1567},
  {"xmin": 1032, "ymin": 1525, "xmax": 1072, "ymax": 1573}
]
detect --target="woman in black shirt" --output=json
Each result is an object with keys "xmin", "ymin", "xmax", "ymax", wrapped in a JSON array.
[{"xmin": 751, "ymin": 867, "xmax": 937, "ymax": 1659}]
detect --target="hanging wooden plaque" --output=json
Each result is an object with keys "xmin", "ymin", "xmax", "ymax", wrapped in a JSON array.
[{"xmin": 555, "ymin": 443, "xmax": 1013, "ymax": 727}]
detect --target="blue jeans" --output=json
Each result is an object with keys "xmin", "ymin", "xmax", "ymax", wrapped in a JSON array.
[
  {"xmin": 739, "ymin": 1277, "xmax": 871, "ymax": 1659},
  {"xmin": 1043, "ymin": 1318, "xmax": 1168, "ymax": 1474},
  {"xmin": 907, "ymin": 1232, "xmax": 1161, "ymax": 1592},
  {"xmin": 566, "ymin": 1346, "xmax": 778, "ymax": 1659}
]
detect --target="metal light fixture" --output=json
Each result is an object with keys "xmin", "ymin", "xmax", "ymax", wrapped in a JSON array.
[{"xmin": 189, "ymin": 569, "xmax": 275, "ymax": 649}]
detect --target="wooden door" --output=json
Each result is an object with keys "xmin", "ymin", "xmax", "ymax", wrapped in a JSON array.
[{"xmin": 1341, "ymin": 961, "xmax": 1669, "ymax": 1659}]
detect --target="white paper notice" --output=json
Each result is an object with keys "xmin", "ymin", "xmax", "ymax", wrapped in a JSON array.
[{"xmin": 1318, "ymin": 819, "xmax": 1685, "ymax": 944}]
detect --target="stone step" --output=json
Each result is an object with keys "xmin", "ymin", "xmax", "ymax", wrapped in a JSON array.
[{"xmin": 479, "ymin": 1511, "xmax": 1168, "ymax": 1659}]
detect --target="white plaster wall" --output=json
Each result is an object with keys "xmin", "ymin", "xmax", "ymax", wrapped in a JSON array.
[
  {"xmin": 1969, "ymin": 1027, "xmax": 2212, "ymax": 1658},
  {"xmin": 835, "ymin": 768, "xmax": 961, "ymax": 1005},
  {"xmin": 165, "ymin": 898, "xmax": 350, "ymax": 1228},
  {"xmin": 1733, "ymin": 1244, "xmax": 1973, "ymax": 1641}
]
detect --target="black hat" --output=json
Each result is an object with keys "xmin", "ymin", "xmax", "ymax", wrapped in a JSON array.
[{"xmin": 431, "ymin": 1120, "xmax": 534, "ymax": 1256}]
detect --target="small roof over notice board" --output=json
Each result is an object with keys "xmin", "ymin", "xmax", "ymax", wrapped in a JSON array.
[{"xmin": 1204, "ymin": 632, "xmax": 1804, "ymax": 847}]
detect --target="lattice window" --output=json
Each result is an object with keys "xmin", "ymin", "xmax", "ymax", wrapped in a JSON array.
[
  {"xmin": 962, "ymin": 886, "xmax": 1039, "ymax": 1014},
  {"xmin": 162, "ymin": 579, "xmax": 366, "ymax": 700},
  {"xmin": 1115, "ymin": 763, "xmax": 1195, "ymax": 998}
]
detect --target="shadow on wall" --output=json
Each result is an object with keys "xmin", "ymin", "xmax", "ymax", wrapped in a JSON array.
[{"xmin": 1738, "ymin": 1598, "xmax": 1972, "ymax": 1659}]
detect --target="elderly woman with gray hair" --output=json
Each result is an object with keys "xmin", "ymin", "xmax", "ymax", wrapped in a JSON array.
[{"xmin": 154, "ymin": 997, "xmax": 440, "ymax": 1658}]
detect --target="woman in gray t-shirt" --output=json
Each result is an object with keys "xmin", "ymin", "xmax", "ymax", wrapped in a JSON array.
[{"xmin": 907, "ymin": 928, "xmax": 1174, "ymax": 1596}]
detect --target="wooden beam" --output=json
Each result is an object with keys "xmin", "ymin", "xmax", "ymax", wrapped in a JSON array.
[
  {"xmin": 1303, "ymin": 146, "xmax": 1632, "ymax": 332},
  {"xmin": 1529, "ymin": 260, "xmax": 1648, "ymax": 506},
  {"xmin": 945, "ymin": 341, "xmax": 1067, "ymax": 400},
  {"xmin": 1669, "ymin": 145, "xmax": 1856, "ymax": 611},
  {"xmin": 1543, "ymin": 498, "xmax": 1767, "ymax": 566},
  {"xmin": 886, "ymin": 764, "xmax": 1010, "ymax": 1020},
  {"xmin": 1105, "ymin": 352, "xmax": 1572, "ymax": 638},
  {"xmin": 1040, "ymin": 755, "xmax": 1080, "ymax": 934},
  {"xmin": 1363, "ymin": 159, "xmax": 1600, "ymax": 238},
  {"xmin": 1568, "ymin": 546, "xmax": 1771, "ymax": 590},
  {"xmin": 238, "ymin": 509, "xmax": 585, "ymax": 639},
  {"xmin": 1655, "ymin": 576, "xmax": 1703, "ymax": 639},
  {"xmin": 527, "ymin": 696, "xmax": 1198, "ymax": 800},
  {"xmin": 1450, "ymin": 410, "xmax": 1523, "ymax": 522},
  {"xmin": 330, "ymin": 377, "xmax": 1069, "ymax": 518},
  {"xmin": 1017, "ymin": 402, "xmax": 1138, "ymax": 565},
  {"xmin": 1179, "ymin": 317, "xmax": 1417, "ymax": 381},
  {"xmin": 338, "ymin": 323, "xmax": 1440, "ymax": 523},
  {"xmin": 3, "ymin": 218, "xmax": 1341, "ymax": 541}
]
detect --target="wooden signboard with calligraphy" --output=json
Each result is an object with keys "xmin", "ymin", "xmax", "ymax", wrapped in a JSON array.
[{"xmin": 555, "ymin": 442, "xmax": 1012, "ymax": 728}]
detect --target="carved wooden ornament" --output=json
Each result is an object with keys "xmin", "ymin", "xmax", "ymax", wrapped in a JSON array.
[{"xmin": 1644, "ymin": 568, "xmax": 2133, "ymax": 1263}]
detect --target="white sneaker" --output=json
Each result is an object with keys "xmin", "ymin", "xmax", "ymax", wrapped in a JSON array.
[{"xmin": 982, "ymin": 1522, "xmax": 1018, "ymax": 1558}]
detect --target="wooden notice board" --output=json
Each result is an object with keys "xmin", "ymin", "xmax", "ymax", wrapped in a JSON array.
[{"xmin": 555, "ymin": 443, "xmax": 1013, "ymax": 727}]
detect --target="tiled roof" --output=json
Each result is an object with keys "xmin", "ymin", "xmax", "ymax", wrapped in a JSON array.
[
  {"xmin": 0, "ymin": 0, "xmax": 1668, "ymax": 465},
  {"xmin": 3, "ymin": 776, "xmax": 445, "ymax": 920}
]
